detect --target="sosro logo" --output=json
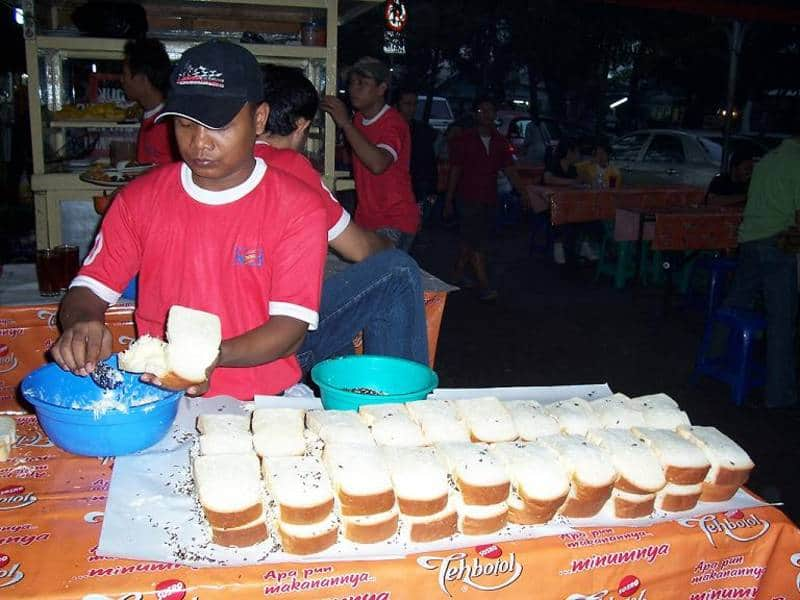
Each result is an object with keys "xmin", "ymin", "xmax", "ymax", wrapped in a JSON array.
[
  {"xmin": 678, "ymin": 512, "xmax": 770, "ymax": 548},
  {"xmin": 0, "ymin": 554, "xmax": 23, "ymax": 589},
  {"xmin": 416, "ymin": 551, "xmax": 522, "ymax": 597},
  {"xmin": 0, "ymin": 486, "xmax": 37, "ymax": 511}
]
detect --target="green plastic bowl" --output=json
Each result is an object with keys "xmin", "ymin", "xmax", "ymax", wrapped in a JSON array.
[{"xmin": 310, "ymin": 355, "xmax": 438, "ymax": 410}]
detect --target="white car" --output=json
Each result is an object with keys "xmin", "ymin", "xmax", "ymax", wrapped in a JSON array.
[{"xmin": 414, "ymin": 95, "xmax": 454, "ymax": 133}]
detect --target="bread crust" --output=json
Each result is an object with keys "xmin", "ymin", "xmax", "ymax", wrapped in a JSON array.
[
  {"xmin": 664, "ymin": 465, "xmax": 710, "ymax": 486},
  {"xmin": 279, "ymin": 498, "xmax": 335, "ymax": 525},
  {"xmin": 615, "ymin": 475, "xmax": 663, "ymax": 495},
  {"xmin": 508, "ymin": 494, "xmax": 567, "ymax": 525},
  {"xmin": 342, "ymin": 512, "xmax": 399, "ymax": 543},
  {"xmin": 711, "ymin": 466, "xmax": 751, "ymax": 487},
  {"xmin": 408, "ymin": 510, "xmax": 458, "ymax": 542},
  {"xmin": 656, "ymin": 490, "xmax": 701, "ymax": 512},
  {"xmin": 203, "ymin": 502, "xmax": 263, "ymax": 529},
  {"xmin": 398, "ymin": 494, "xmax": 449, "ymax": 517},
  {"xmin": 700, "ymin": 482, "xmax": 739, "ymax": 502},
  {"xmin": 278, "ymin": 522, "xmax": 339, "ymax": 555},
  {"xmin": 338, "ymin": 488, "xmax": 396, "ymax": 516},
  {"xmin": 159, "ymin": 371, "xmax": 203, "ymax": 390},
  {"xmin": 458, "ymin": 510, "xmax": 508, "ymax": 535},
  {"xmin": 457, "ymin": 478, "xmax": 510, "ymax": 506},
  {"xmin": 612, "ymin": 493, "xmax": 655, "ymax": 519},
  {"xmin": 558, "ymin": 483, "xmax": 613, "ymax": 518},
  {"xmin": 211, "ymin": 520, "xmax": 268, "ymax": 547}
]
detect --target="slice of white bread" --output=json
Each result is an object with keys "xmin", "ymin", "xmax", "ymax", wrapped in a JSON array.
[
  {"xmin": 435, "ymin": 442, "xmax": 510, "ymax": 506},
  {"xmin": 306, "ymin": 409, "xmax": 375, "ymax": 446},
  {"xmin": 454, "ymin": 494, "xmax": 508, "ymax": 535},
  {"xmin": 403, "ymin": 496, "xmax": 458, "ymax": 542},
  {"xmin": 323, "ymin": 443, "xmax": 395, "ymax": 516},
  {"xmin": 655, "ymin": 482, "xmax": 702, "ymax": 512},
  {"xmin": 626, "ymin": 393, "xmax": 680, "ymax": 410},
  {"xmin": 198, "ymin": 433, "xmax": 254, "ymax": 455},
  {"xmin": 211, "ymin": 509, "xmax": 269, "ymax": 547},
  {"xmin": 539, "ymin": 434, "xmax": 616, "ymax": 518},
  {"xmin": 358, "ymin": 403, "xmax": 426, "ymax": 447},
  {"xmin": 0, "ymin": 417, "xmax": 16, "ymax": 462},
  {"xmin": 196, "ymin": 413, "xmax": 251, "ymax": 436},
  {"xmin": 605, "ymin": 489, "xmax": 656, "ymax": 519},
  {"xmin": 250, "ymin": 408, "xmax": 307, "ymax": 457},
  {"xmin": 452, "ymin": 396, "xmax": 518, "ymax": 443},
  {"xmin": 277, "ymin": 514, "xmax": 339, "ymax": 555},
  {"xmin": 590, "ymin": 394, "xmax": 646, "ymax": 429},
  {"xmin": 677, "ymin": 425, "xmax": 754, "ymax": 487},
  {"xmin": 251, "ymin": 408, "xmax": 305, "ymax": 434},
  {"xmin": 640, "ymin": 407, "xmax": 691, "ymax": 430},
  {"xmin": 490, "ymin": 442, "xmax": 569, "ymax": 525},
  {"xmin": 341, "ymin": 505, "xmax": 399, "ymax": 543},
  {"xmin": 381, "ymin": 446, "xmax": 450, "ymax": 516},
  {"xmin": 544, "ymin": 397, "xmax": 599, "ymax": 436},
  {"xmin": 193, "ymin": 452, "xmax": 263, "ymax": 529},
  {"xmin": 119, "ymin": 305, "xmax": 221, "ymax": 387},
  {"xmin": 631, "ymin": 427, "xmax": 710, "ymax": 485},
  {"xmin": 586, "ymin": 429, "xmax": 665, "ymax": 495},
  {"xmin": 405, "ymin": 399, "xmax": 471, "ymax": 443},
  {"xmin": 503, "ymin": 400, "xmax": 561, "ymax": 440},
  {"xmin": 262, "ymin": 456, "xmax": 334, "ymax": 525}
]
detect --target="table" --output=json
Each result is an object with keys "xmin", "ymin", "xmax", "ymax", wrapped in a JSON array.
[
  {"xmin": 0, "ymin": 263, "xmax": 453, "ymax": 413},
  {"xmin": 1, "ymin": 414, "xmax": 798, "ymax": 598},
  {"xmin": 614, "ymin": 206, "xmax": 743, "ymax": 251},
  {"xmin": 526, "ymin": 185, "xmax": 707, "ymax": 225}
]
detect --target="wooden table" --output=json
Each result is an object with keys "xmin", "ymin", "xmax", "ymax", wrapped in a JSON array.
[
  {"xmin": 614, "ymin": 206, "xmax": 743, "ymax": 251},
  {"xmin": 1, "ymin": 414, "xmax": 798, "ymax": 598}
]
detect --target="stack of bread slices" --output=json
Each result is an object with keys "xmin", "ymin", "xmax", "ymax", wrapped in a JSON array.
[{"xmin": 190, "ymin": 392, "xmax": 755, "ymax": 554}]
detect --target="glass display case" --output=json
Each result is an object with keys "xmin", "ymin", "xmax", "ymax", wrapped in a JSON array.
[{"xmin": 22, "ymin": 0, "xmax": 347, "ymax": 254}]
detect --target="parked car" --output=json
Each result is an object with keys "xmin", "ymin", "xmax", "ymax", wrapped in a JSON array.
[
  {"xmin": 415, "ymin": 95, "xmax": 454, "ymax": 133},
  {"xmin": 610, "ymin": 129, "xmax": 735, "ymax": 187}
]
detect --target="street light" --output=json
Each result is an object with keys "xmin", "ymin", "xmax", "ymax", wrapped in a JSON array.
[{"xmin": 609, "ymin": 97, "xmax": 629, "ymax": 109}]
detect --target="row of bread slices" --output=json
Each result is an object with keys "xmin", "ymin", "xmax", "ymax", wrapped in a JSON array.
[{"xmin": 190, "ymin": 410, "xmax": 754, "ymax": 554}]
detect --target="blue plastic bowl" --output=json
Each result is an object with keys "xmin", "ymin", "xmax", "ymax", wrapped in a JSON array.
[
  {"xmin": 310, "ymin": 355, "xmax": 438, "ymax": 411},
  {"xmin": 20, "ymin": 355, "xmax": 182, "ymax": 457}
]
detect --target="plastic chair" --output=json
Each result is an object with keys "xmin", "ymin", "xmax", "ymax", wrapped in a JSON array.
[
  {"xmin": 595, "ymin": 221, "xmax": 636, "ymax": 289},
  {"xmin": 693, "ymin": 306, "xmax": 766, "ymax": 406},
  {"xmin": 684, "ymin": 255, "xmax": 738, "ymax": 321}
]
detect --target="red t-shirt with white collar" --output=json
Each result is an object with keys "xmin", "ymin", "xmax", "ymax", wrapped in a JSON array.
[
  {"xmin": 352, "ymin": 105, "xmax": 420, "ymax": 234},
  {"xmin": 72, "ymin": 158, "xmax": 328, "ymax": 399},
  {"xmin": 136, "ymin": 104, "xmax": 179, "ymax": 165},
  {"xmin": 253, "ymin": 141, "xmax": 349, "ymax": 241}
]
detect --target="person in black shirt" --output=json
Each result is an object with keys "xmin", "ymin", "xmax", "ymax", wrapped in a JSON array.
[
  {"xmin": 395, "ymin": 89, "xmax": 439, "ymax": 218},
  {"xmin": 543, "ymin": 138, "xmax": 580, "ymax": 185},
  {"xmin": 706, "ymin": 150, "xmax": 754, "ymax": 205}
]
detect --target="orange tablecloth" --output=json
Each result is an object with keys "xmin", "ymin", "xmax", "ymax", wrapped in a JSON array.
[
  {"xmin": 615, "ymin": 206, "xmax": 743, "ymax": 251},
  {"xmin": 1, "ymin": 415, "xmax": 798, "ymax": 598},
  {"xmin": 526, "ymin": 185, "xmax": 706, "ymax": 225},
  {"xmin": 0, "ymin": 293, "xmax": 447, "ymax": 413}
]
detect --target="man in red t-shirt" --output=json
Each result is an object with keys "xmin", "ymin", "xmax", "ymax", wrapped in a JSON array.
[
  {"xmin": 320, "ymin": 57, "xmax": 420, "ymax": 251},
  {"xmin": 444, "ymin": 97, "xmax": 523, "ymax": 301},
  {"xmin": 254, "ymin": 65, "xmax": 428, "ymax": 370},
  {"xmin": 121, "ymin": 38, "xmax": 178, "ymax": 165},
  {"xmin": 52, "ymin": 41, "xmax": 328, "ymax": 400}
]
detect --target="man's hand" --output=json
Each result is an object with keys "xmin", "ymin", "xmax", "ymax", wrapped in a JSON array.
[
  {"xmin": 51, "ymin": 320, "xmax": 113, "ymax": 376},
  {"xmin": 319, "ymin": 96, "xmax": 351, "ymax": 128},
  {"xmin": 140, "ymin": 354, "xmax": 219, "ymax": 397}
]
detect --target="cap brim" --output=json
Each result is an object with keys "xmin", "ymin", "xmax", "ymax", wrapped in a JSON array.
[{"xmin": 155, "ymin": 95, "xmax": 247, "ymax": 130}]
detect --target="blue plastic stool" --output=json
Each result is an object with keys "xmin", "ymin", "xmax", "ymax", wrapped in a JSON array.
[
  {"xmin": 685, "ymin": 256, "xmax": 738, "ymax": 321},
  {"xmin": 693, "ymin": 306, "xmax": 766, "ymax": 406}
]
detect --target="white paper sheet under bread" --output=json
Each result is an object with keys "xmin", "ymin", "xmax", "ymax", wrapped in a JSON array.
[
  {"xmin": 405, "ymin": 398, "xmax": 471, "ymax": 443},
  {"xmin": 545, "ymin": 397, "xmax": 598, "ymax": 435},
  {"xmin": 503, "ymin": 400, "xmax": 561, "ymax": 440},
  {"xmin": 252, "ymin": 429, "xmax": 306, "ymax": 458},
  {"xmin": 193, "ymin": 452, "xmax": 262, "ymax": 514},
  {"xmin": 358, "ymin": 403, "xmax": 426, "ymax": 447},
  {"xmin": 435, "ymin": 442, "xmax": 510, "ymax": 489},
  {"xmin": 539, "ymin": 433, "xmax": 617, "ymax": 489},
  {"xmin": 381, "ymin": 446, "xmax": 450, "ymax": 504},
  {"xmin": 452, "ymin": 396, "xmax": 517, "ymax": 442},
  {"xmin": 490, "ymin": 441, "xmax": 570, "ymax": 502},
  {"xmin": 306, "ymin": 409, "xmax": 375, "ymax": 445},
  {"xmin": 586, "ymin": 429, "xmax": 665, "ymax": 494},
  {"xmin": 677, "ymin": 425, "xmax": 754, "ymax": 484},
  {"xmin": 590, "ymin": 393, "xmax": 646, "ymax": 429},
  {"xmin": 196, "ymin": 414, "xmax": 250, "ymax": 435},
  {"xmin": 323, "ymin": 443, "xmax": 393, "ymax": 498},
  {"xmin": 262, "ymin": 456, "xmax": 334, "ymax": 510},
  {"xmin": 251, "ymin": 408, "xmax": 305, "ymax": 434},
  {"xmin": 198, "ymin": 433, "xmax": 254, "ymax": 455}
]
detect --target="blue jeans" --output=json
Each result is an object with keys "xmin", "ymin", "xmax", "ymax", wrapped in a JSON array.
[
  {"xmin": 724, "ymin": 237, "xmax": 798, "ymax": 408},
  {"xmin": 296, "ymin": 249, "xmax": 429, "ymax": 371}
]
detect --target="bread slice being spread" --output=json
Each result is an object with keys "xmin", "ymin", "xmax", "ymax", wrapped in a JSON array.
[
  {"xmin": 193, "ymin": 452, "xmax": 264, "ymax": 529},
  {"xmin": 435, "ymin": 442, "xmax": 510, "ymax": 506},
  {"xmin": 262, "ymin": 456, "xmax": 335, "ymax": 525},
  {"xmin": 503, "ymin": 400, "xmax": 561, "ymax": 440},
  {"xmin": 452, "ymin": 396, "xmax": 518, "ymax": 443},
  {"xmin": 677, "ymin": 425, "xmax": 754, "ymax": 487},
  {"xmin": 405, "ymin": 399, "xmax": 471, "ymax": 443},
  {"xmin": 119, "ymin": 305, "xmax": 221, "ymax": 388},
  {"xmin": 631, "ymin": 427, "xmax": 710, "ymax": 485},
  {"xmin": 544, "ymin": 397, "xmax": 599, "ymax": 436},
  {"xmin": 323, "ymin": 443, "xmax": 395, "ymax": 516},
  {"xmin": 381, "ymin": 446, "xmax": 450, "ymax": 516},
  {"xmin": 307, "ymin": 409, "xmax": 375, "ymax": 446},
  {"xmin": 358, "ymin": 403, "xmax": 426, "ymax": 447},
  {"xmin": 586, "ymin": 428, "xmax": 665, "ymax": 495}
]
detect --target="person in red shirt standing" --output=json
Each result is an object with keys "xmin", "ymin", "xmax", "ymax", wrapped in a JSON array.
[
  {"xmin": 444, "ymin": 97, "xmax": 523, "ymax": 301},
  {"xmin": 320, "ymin": 57, "xmax": 420, "ymax": 251},
  {"xmin": 121, "ymin": 38, "xmax": 178, "ymax": 166}
]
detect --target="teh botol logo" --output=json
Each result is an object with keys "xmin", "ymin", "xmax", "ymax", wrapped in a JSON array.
[
  {"xmin": 678, "ymin": 511, "xmax": 770, "ymax": 548},
  {"xmin": 0, "ymin": 485, "xmax": 37, "ymax": 511},
  {"xmin": 417, "ymin": 544, "xmax": 522, "ymax": 597},
  {"xmin": 0, "ymin": 554, "xmax": 24, "ymax": 589},
  {"xmin": 0, "ymin": 344, "xmax": 18, "ymax": 374}
]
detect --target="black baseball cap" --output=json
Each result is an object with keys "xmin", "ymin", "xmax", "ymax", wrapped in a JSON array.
[
  {"xmin": 345, "ymin": 56, "xmax": 390, "ymax": 84},
  {"xmin": 157, "ymin": 41, "xmax": 263, "ymax": 129}
]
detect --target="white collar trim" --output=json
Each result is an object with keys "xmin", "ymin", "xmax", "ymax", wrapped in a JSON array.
[
  {"xmin": 361, "ymin": 104, "xmax": 390, "ymax": 126},
  {"xmin": 143, "ymin": 103, "xmax": 165, "ymax": 120},
  {"xmin": 181, "ymin": 158, "xmax": 267, "ymax": 205}
]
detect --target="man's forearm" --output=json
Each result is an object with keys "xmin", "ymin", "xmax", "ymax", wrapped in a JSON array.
[
  {"xmin": 58, "ymin": 286, "xmax": 110, "ymax": 330},
  {"xmin": 341, "ymin": 121, "xmax": 392, "ymax": 174},
  {"xmin": 218, "ymin": 315, "xmax": 308, "ymax": 368}
]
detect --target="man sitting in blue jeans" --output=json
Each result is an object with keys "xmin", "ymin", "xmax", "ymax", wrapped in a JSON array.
[{"xmin": 257, "ymin": 65, "xmax": 429, "ymax": 370}]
